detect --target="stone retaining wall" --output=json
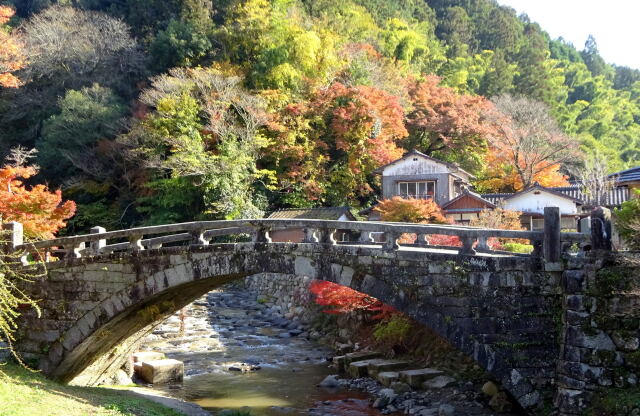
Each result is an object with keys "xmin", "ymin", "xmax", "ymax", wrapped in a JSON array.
[{"xmin": 555, "ymin": 253, "xmax": 640, "ymax": 415}]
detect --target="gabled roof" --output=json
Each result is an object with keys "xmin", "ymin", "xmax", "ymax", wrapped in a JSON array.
[
  {"xmin": 266, "ymin": 206, "xmax": 356, "ymax": 221},
  {"xmin": 441, "ymin": 190, "xmax": 496, "ymax": 210},
  {"xmin": 481, "ymin": 183, "xmax": 583, "ymax": 205},
  {"xmin": 373, "ymin": 149, "xmax": 475, "ymax": 179},
  {"xmin": 610, "ymin": 166, "xmax": 640, "ymax": 184}
]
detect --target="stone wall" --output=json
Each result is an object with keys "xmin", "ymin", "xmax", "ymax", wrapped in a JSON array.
[{"xmin": 555, "ymin": 252, "xmax": 640, "ymax": 415}]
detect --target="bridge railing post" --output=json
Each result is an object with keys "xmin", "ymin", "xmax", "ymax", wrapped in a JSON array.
[
  {"xmin": 416, "ymin": 233, "xmax": 429, "ymax": 246},
  {"xmin": 320, "ymin": 228, "xmax": 337, "ymax": 245},
  {"xmin": 383, "ymin": 231, "xmax": 399, "ymax": 251},
  {"xmin": 544, "ymin": 206, "xmax": 561, "ymax": 263},
  {"xmin": 459, "ymin": 235, "xmax": 476, "ymax": 255},
  {"xmin": 252, "ymin": 227, "xmax": 272, "ymax": 243},
  {"xmin": 303, "ymin": 228, "xmax": 319, "ymax": 243},
  {"xmin": 90, "ymin": 226, "xmax": 106, "ymax": 255},
  {"xmin": 476, "ymin": 235, "xmax": 489, "ymax": 251},
  {"xmin": 129, "ymin": 234, "xmax": 144, "ymax": 251},
  {"xmin": 358, "ymin": 230, "xmax": 375, "ymax": 243},
  {"xmin": 2, "ymin": 221, "xmax": 23, "ymax": 252},
  {"xmin": 191, "ymin": 229, "xmax": 209, "ymax": 246}
]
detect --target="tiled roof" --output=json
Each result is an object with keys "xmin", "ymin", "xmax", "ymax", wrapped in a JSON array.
[
  {"xmin": 266, "ymin": 207, "xmax": 355, "ymax": 220},
  {"xmin": 482, "ymin": 186, "xmax": 630, "ymax": 207},
  {"xmin": 610, "ymin": 167, "xmax": 640, "ymax": 184}
]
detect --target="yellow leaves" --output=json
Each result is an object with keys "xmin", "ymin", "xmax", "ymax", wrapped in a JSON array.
[{"xmin": 0, "ymin": 6, "xmax": 25, "ymax": 88}]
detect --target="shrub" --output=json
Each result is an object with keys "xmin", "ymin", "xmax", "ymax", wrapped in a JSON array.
[
  {"xmin": 373, "ymin": 314, "xmax": 411, "ymax": 346},
  {"xmin": 501, "ymin": 242, "xmax": 533, "ymax": 253},
  {"xmin": 614, "ymin": 190, "xmax": 640, "ymax": 250}
]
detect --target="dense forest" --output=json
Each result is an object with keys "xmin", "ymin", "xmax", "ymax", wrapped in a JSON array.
[{"xmin": 1, "ymin": 0, "xmax": 639, "ymax": 234}]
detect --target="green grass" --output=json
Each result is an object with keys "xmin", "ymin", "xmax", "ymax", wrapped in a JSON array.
[{"xmin": 0, "ymin": 362, "xmax": 185, "ymax": 416}]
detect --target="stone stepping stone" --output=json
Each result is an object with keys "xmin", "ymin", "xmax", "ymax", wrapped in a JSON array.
[
  {"xmin": 377, "ymin": 371, "xmax": 400, "ymax": 386},
  {"xmin": 348, "ymin": 359, "xmax": 379, "ymax": 378},
  {"xmin": 333, "ymin": 351, "xmax": 381, "ymax": 372},
  {"xmin": 136, "ymin": 359, "xmax": 184, "ymax": 384},
  {"xmin": 367, "ymin": 359, "xmax": 411, "ymax": 377},
  {"xmin": 422, "ymin": 375, "xmax": 456, "ymax": 389},
  {"xmin": 399, "ymin": 368, "xmax": 444, "ymax": 388}
]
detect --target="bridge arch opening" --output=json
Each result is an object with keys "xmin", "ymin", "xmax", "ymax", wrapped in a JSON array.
[{"xmin": 23, "ymin": 242, "xmax": 558, "ymax": 412}]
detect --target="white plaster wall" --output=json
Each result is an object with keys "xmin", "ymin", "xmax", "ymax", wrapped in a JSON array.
[{"xmin": 504, "ymin": 191, "xmax": 578, "ymax": 215}]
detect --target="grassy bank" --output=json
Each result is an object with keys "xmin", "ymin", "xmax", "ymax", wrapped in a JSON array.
[{"xmin": 0, "ymin": 362, "xmax": 184, "ymax": 416}]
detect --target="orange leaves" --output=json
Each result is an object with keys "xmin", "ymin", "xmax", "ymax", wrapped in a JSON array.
[
  {"xmin": 374, "ymin": 196, "xmax": 448, "ymax": 224},
  {"xmin": 0, "ymin": 6, "xmax": 25, "ymax": 88},
  {"xmin": 309, "ymin": 280, "xmax": 396, "ymax": 319},
  {"xmin": 267, "ymin": 81, "xmax": 407, "ymax": 202},
  {"xmin": 405, "ymin": 75, "xmax": 496, "ymax": 168},
  {"xmin": 477, "ymin": 146, "xmax": 569, "ymax": 193},
  {"xmin": 0, "ymin": 165, "xmax": 76, "ymax": 239}
]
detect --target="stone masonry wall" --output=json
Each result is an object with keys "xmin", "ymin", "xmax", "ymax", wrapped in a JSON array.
[{"xmin": 555, "ymin": 252, "xmax": 640, "ymax": 415}]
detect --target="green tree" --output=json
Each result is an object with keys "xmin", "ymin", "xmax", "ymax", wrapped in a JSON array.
[
  {"xmin": 37, "ymin": 84, "xmax": 127, "ymax": 183},
  {"xmin": 120, "ymin": 68, "xmax": 272, "ymax": 221}
]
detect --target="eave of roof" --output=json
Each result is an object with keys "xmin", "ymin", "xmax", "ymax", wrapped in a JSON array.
[
  {"xmin": 441, "ymin": 191, "xmax": 496, "ymax": 209},
  {"xmin": 266, "ymin": 206, "xmax": 356, "ymax": 220},
  {"xmin": 373, "ymin": 149, "xmax": 476, "ymax": 179},
  {"xmin": 502, "ymin": 184, "xmax": 583, "ymax": 204}
]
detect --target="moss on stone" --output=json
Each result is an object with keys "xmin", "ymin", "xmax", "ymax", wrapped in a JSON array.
[
  {"xmin": 587, "ymin": 388, "xmax": 640, "ymax": 416},
  {"xmin": 625, "ymin": 351, "xmax": 640, "ymax": 370}
]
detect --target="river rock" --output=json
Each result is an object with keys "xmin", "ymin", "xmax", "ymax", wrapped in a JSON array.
[
  {"xmin": 489, "ymin": 391, "xmax": 514, "ymax": 413},
  {"xmin": 481, "ymin": 381, "xmax": 499, "ymax": 397},
  {"xmin": 378, "ymin": 388, "xmax": 397, "ymax": 402},
  {"xmin": 438, "ymin": 404, "xmax": 455, "ymax": 416},
  {"xmin": 319, "ymin": 375, "xmax": 340, "ymax": 388}
]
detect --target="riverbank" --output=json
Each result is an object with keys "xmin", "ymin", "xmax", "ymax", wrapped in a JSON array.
[
  {"xmin": 0, "ymin": 361, "xmax": 185, "ymax": 416},
  {"xmin": 136, "ymin": 284, "xmax": 517, "ymax": 415}
]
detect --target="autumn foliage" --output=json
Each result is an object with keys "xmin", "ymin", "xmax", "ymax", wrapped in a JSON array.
[
  {"xmin": 374, "ymin": 197, "xmax": 461, "ymax": 246},
  {"xmin": 0, "ymin": 165, "xmax": 76, "ymax": 239},
  {"xmin": 0, "ymin": 6, "xmax": 25, "ymax": 88},
  {"xmin": 267, "ymin": 82, "xmax": 407, "ymax": 203},
  {"xmin": 470, "ymin": 207, "xmax": 525, "ymax": 249},
  {"xmin": 405, "ymin": 75, "xmax": 497, "ymax": 171},
  {"xmin": 374, "ymin": 196, "xmax": 448, "ymax": 223},
  {"xmin": 309, "ymin": 280, "xmax": 396, "ymax": 320},
  {"xmin": 477, "ymin": 145, "xmax": 570, "ymax": 192}
]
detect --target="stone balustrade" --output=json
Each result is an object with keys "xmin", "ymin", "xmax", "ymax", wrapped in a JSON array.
[{"xmin": 4, "ymin": 207, "xmax": 591, "ymax": 264}]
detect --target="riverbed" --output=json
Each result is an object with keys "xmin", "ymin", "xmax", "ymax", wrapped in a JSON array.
[{"xmin": 139, "ymin": 286, "xmax": 387, "ymax": 415}]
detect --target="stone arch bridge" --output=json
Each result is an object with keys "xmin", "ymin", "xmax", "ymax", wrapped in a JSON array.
[{"xmin": 6, "ymin": 211, "xmax": 596, "ymax": 413}]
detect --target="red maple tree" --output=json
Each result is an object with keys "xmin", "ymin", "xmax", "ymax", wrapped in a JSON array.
[{"xmin": 0, "ymin": 164, "xmax": 76, "ymax": 239}]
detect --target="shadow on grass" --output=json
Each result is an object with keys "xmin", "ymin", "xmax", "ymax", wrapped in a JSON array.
[{"xmin": 0, "ymin": 361, "xmax": 185, "ymax": 416}]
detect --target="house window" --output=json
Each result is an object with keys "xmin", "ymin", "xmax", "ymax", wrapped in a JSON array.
[{"xmin": 398, "ymin": 181, "xmax": 435, "ymax": 199}]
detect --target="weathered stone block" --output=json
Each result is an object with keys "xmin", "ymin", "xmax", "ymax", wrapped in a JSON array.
[
  {"xmin": 377, "ymin": 371, "xmax": 399, "ymax": 386},
  {"xmin": 348, "ymin": 360, "xmax": 375, "ymax": 378},
  {"xmin": 367, "ymin": 359, "xmax": 411, "ymax": 377},
  {"xmin": 399, "ymin": 368, "xmax": 444, "ymax": 388},
  {"xmin": 343, "ymin": 351, "xmax": 381, "ymax": 364},
  {"xmin": 136, "ymin": 359, "xmax": 184, "ymax": 384}
]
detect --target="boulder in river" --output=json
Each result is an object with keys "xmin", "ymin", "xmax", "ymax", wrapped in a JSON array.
[{"xmin": 319, "ymin": 375, "xmax": 340, "ymax": 388}]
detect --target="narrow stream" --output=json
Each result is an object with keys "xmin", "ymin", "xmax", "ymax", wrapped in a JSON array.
[{"xmin": 139, "ymin": 286, "xmax": 387, "ymax": 415}]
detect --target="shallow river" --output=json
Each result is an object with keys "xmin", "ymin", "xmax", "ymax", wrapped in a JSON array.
[{"xmin": 140, "ymin": 286, "xmax": 386, "ymax": 415}]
